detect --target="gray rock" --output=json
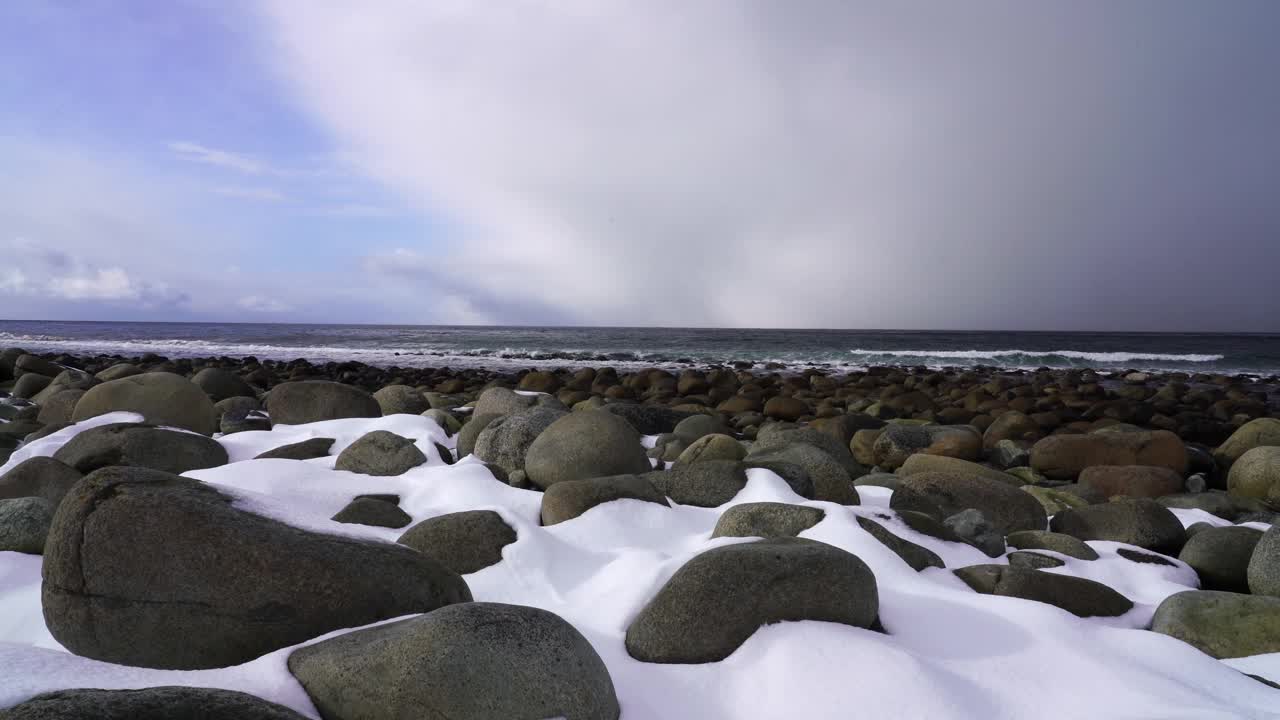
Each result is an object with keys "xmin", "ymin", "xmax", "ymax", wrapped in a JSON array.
[
  {"xmin": 15, "ymin": 354, "xmax": 64, "ymax": 378},
  {"xmin": 43, "ymin": 466, "xmax": 471, "ymax": 669},
  {"xmin": 1152, "ymin": 590, "xmax": 1280, "ymax": 659},
  {"xmin": 1228, "ymin": 446, "xmax": 1280, "ymax": 504},
  {"xmin": 625, "ymin": 538, "xmax": 879, "ymax": 663},
  {"xmin": 72, "ymin": 372, "xmax": 218, "ymax": 434},
  {"xmin": 220, "ymin": 408, "xmax": 271, "ymax": 435},
  {"xmin": 676, "ymin": 433, "xmax": 746, "ymax": 464},
  {"xmin": 397, "ymin": 510, "xmax": 517, "ymax": 574},
  {"xmin": 542, "ymin": 475, "xmax": 669, "ymax": 525},
  {"xmin": 854, "ymin": 472, "xmax": 902, "ymax": 491},
  {"xmin": 473, "ymin": 405, "xmax": 567, "ymax": 477},
  {"xmin": 472, "ymin": 387, "xmax": 536, "ymax": 416},
  {"xmin": 891, "ymin": 471, "xmax": 1047, "ymax": 535},
  {"xmin": 0, "ymin": 496, "xmax": 55, "ymax": 553},
  {"xmin": 264, "ymin": 381, "xmax": 380, "ymax": 426},
  {"xmin": 1005, "ymin": 530, "xmax": 1098, "ymax": 560},
  {"xmin": 1007, "ymin": 550, "xmax": 1065, "ymax": 570},
  {"xmin": 1156, "ymin": 491, "xmax": 1262, "ymax": 521},
  {"xmin": 748, "ymin": 442, "xmax": 860, "ymax": 505},
  {"xmin": 990, "ymin": 439, "xmax": 1031, "ymax": 469},
  {"xmin": 1248, "ymin": 524, "xmax": 1280, "ymax": 597},
  {"xmin": 94, "ymin": 363, "xmax": 143, "ymax": 382},
  {"xmin": 673, "ymin": 414, "xmax": 731, "ymax": 442},
  {"xmin": 741, "ymin": 458, "xmax": 815, "ymax": 498},
  {"xmin": 0, "ymin": 456, "xmax": 83, "ymax": 505},
  {"xmin": 856, "ymin": 515, "xmax": 945, "ymax": 570},
  {"xmin": 331, "ymin": 497, "xmax": 412, "ymax": 528},
  {"xmin": 602, "ymin": 403, "xmax": 693, "ymax": 435},
  {"xmin": 524, "ymin": 411, "xmax": 651, "ymax": 490},
  {"xmin": 192, "ymin": 367, "xmax": 254, "ymax": 402},
  {"xmin": 372, "ymin": 384, "xmax": 429, "ymax": 416},
  {"xmin": 214, "ymin": 395, "xmax": 260, "ymax": 417},
  {"xmin": 898, "ymin": 454, "xmax": 1023, "ymax": 486},
  {"xmin": 753, "ymin": 426, "xmax": 866, "ymax": 480},
  {"xmin": 422, "ymin": 408, "xmax": 462, "ymax": 436},
  {"xmin": 288, "ymin": 602, "xmax": 619, "ymax": 720},
  {"xmin": 645, "ymin": 461, "xmax": 748, "ymax": 507},
  {"xmin": 456, "ymin": 412, "xmax": 502, "ymax": 458},
  {"xmin": 0, "ymin": 687, "xmax": 310, "ymax": 720},
  {"xmin": 334, "ymin": 431, "xmax": 426, "ymax": 476},
  {"xmin": 1049, "ymin": 499, "xmax": 1186, "ymax": 555},
  {"xmin": 1178, "ymin": 526, "xmax": 1263, "ymax": 592},
  {"xmin": 52, "ymin": 423, "xmax": 228, "ymax": 475},
  {"xmin": 1116, "ymin": 548, "xmax": 1177, "ymax": 566},
  {"xmin": 874, "ymin": 424, "xmax": 982, "ymax": 470},
  {"xmin": 954, "ymin": 565, "xmax": 1132, "ymax": 617},
  {"xmin": 254, "ymin": 437, "xmax": 335, "ymax": 460},
  {"xmin": 11, "ymin": 373, "xmax": 52, "ymax": 399},
  {"xmin": 1185, "ymin": 473, "xmax": 1208, "ymax": 493},
  {"xmin": 712, "ymin": 502, "xmax": 825, "ymax": 539},
  {"xmin": 36, "ymin": 388, "xmax": 86, "ymax": 425},
  {"xmin": 944, "ymin": 509, "xmax": 1006, "ymax": 557}
]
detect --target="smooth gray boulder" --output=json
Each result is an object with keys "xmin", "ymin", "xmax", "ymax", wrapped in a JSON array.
[
  {"xmin": 72, "ymin": 372, "xmax": 218, "ymax": 434},
  {"xmin": 712, "ymin": 502, "xmax": 825, "ymax": 539},
  {"xmin": 1049, "ymin": 499, "xmax": 1186, "ymax": 555},
  {"xmin": 0, "ymin": 496, "xmax": 55, "ymax": 553},
  {"xmin": 288, "ymin": 602, "xmax": 620, "ymax": 720},
  {"xmin": 625, "ymin": 538, "xmax": 879, "ymax": 663},
  {"xmin": 1152, "ymin": 590, "xmax": 1280, "ymax": 659},
  {"xmin": 524, "ymin": 411, "xmax": 651, "ymax": 490},
  {"xmin": 42, "ymin": 467, "xmax": 471, "ymax": 669},
  {"xmin": 542, "ymin": 475, "xmax": 669, "ymax": 525},
  {"xmin": 1178, "ymin": 526, "xmax": 1263, "ymax": 592},
  {"xmin": 331, "ymin": 497, "xmax": 412, "ymax": 529},
  {"xmin": 192, "ymin": 367, "xmax": 255, "ymax": 402},
  {"xmin": 334, "ymin": 431, "xmax": 426, "ymax": 476},
  {"xmin": 1005, "ymin": 530, "xmax": 1099, "ymax": 560},
  {"xmin": 254, "ymin": 437, "xmax": 335, "ymax": 461},
  {"xmin": 372, "ymin": 384, "xmax": 429, "ymax": 415},
  {"xmin": 890, "ymin": 471, "xmax": 1047, "ymax": 535},
  {"xmin": 1248, "ymin": 524, "xmax": 1280, "ymax": 597},
  {"xmin": 645, "ymin": 461, "xmax": 749, "ymax": 507},
  {"xmin": 954, "ymin": 565, "xmax": 1132, "ymax": 617},
  {"xmin": 397, "ymin": 510, "xmax": 517, "ymax": 574},
  {"xmin": 264, "ymin": 381, "xmax": 380, "ymax": 426},
  {"xmin": 52, "ymin": 423, "xmax": 227, "ymax": 475},
  {"xmin": 856, "ymin": 515, "xmax": 945, "ymax": 571},
  {"xmin": 0, "ymin": 687, "xmax": 310, "ymax": 720},
  {"xmin": 473, "ymin": 405, "xmax": 567, "ymax": 477},
  {"xmin": 0, "ymin": 456, "xmax": 83, "ymax": 505},
  {"xmin": 456, "ymin": 412, "xmax": 502, "ymax": 458},
  {"xmin": 748, "ymin": 443, "xmax": 860, "ymax": 505},
  {"xmin": 471, "ymin": 387, "xmax": 536, "ymax": 417}
]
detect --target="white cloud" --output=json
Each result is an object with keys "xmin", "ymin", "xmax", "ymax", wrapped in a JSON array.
[
  {"xmin": 237, "ymin": 295, "xmax": 293, "ymax": 313},
  {"xmin": 214, "ymin": 186, "xmax": 287, "ymax": 202},
  {"xmin": 47, "ymin": 267, "xmax": 138, "ymax": 301},
  {"xmin": 169, "ymin": 141, "xmax": 266, "ymax": 175}
]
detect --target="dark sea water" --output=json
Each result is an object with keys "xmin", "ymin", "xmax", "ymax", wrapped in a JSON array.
[{"xmin": 1, "ymin": 321, "xmax": 1278, "ymax": 376}]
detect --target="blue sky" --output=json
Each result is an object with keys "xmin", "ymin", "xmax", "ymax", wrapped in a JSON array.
[{"xmin": 2, "ymin": 1, "xmax": 1278, "ymax": 330}]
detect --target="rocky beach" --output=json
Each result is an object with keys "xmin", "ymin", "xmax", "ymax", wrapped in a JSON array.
[{"xmin": 0, "ymin": 346, "xmax": 1278, "ymax": 718}]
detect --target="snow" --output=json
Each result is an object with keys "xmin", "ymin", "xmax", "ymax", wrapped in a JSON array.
[{"xmin": 1, "ymin": 415, "xmax": 1279, "ymax": 718}]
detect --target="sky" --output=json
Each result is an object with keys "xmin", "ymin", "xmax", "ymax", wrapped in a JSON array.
[{"xmin": 1, "ymin": 1, "xmax": 1278, "ymax": 331}]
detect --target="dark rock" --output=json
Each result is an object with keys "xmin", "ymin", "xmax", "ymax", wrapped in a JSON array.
[
  {"xmin": 331, "ymin": 497, "xmax": 412, "ymax": 529},
  {"xmin": 524, "ymin": 411, "xmax": 651, "ymax": 489},
  {"xmin": 1007, "ymin": 550, "xmax": 1065, "ymax": 570},
  {"xmin": 254, "ymin": 437, "xmax": 334, "ymax": 461},
  {"xmin": 397, "ymin": 510, "xmax": 517, "ymax": 574},
  {"xmin": 1049, "ymin": 499, "xmax": 1186, "ymax": 555},
  {"xmin": 712, "ymin": 502, "xmax": 825, "ymax": 539},
  {"xmin": 1151, "ymin": 590, "xmax": 1280, "ymax": 659},
  {"xmin": 856, "ymin": 515, "xmax": 945, "ymax": 571},
  {"xmin": 602, "ymin": 402, "xmax": 693, "ymax": 435},
  {"xmin": 473, "ymin": 405, "xmax": 567, "ymax": 477},
  {"xmin": 954, "ymin": 565, "xmax": 1132, "ymax": 617},
  {"xmin": 1005, "ymin": 530, "xmax": 1098, "ymax": 560},
  {"xmin": 15, "ymin": 354, "xmax": 64, "ymax": 378},
  {"xmin": 72, "ymin": 372, "xmax": 218, "ymax": 434},
  {"xmin": 763, "ymin": 395, "xmax": 810, "ymax": 421},
  {"xmin": 42, "ymin": 467, "xmax": 471, "ymax": 669},
  {"xmin": 36, "ymin": 389, "xmax": 86, "ymax": 425},
  {"xmin": 625, "ymin": 538, "xmax": 878, "ymax": 663},
  {"xmin": 0, "ymin": 687, "xmax": 310, "ymax": 720},
  {"xmin": 471, "ymin": 387, "xmax": 536, "ymax": 416},
  {"xmin": 542, "ymin": 475, "xmax": 669, "ymax": 525},
  {"xmin": 748, "ymin": 443, "xmax": 859, "ymax": 505},
  {"xmin": 1078, "ymin": 465, "xmax": 1184, "ymax": 499},
  {"xmin": 1116, "ymin": 548, "xmax": 1177, "ymax": 566},
  {"xmin": 11, "ymin": 373, "xmax": 53, "ymax": 399},
  {"xmin": 0, "ymin": 457, "xmax": 83, "ymax": 505},
  {"xmin": 0, "ymin": 496, "xmax": 55, "ymax": 553},
  {"xmin": 372, "ymin": 384, "xmax": 428, "ymax": 415},
  {"xmin": 944, "ymin": 509, "xmax": 1005, "ymax": 557},
  {"xmin": 264, "ymin": 381, "xmax": 380, "ymax": 426},
  {"xmin": 52, "ymin": 423, "xmax": 228, "ymax": 475},
  {"xmin": 645, "ymin": 461, "xmax": 748, "ymax": 507},
  {"xmin": 676, "ymin": 433, "xmax": 746, "ymax": 464},
  {"xmin": 192, "ymin": 367, "xmax": 255, "ymax": 402},
  {"xmin": 334, "ymin": 431, "xmax": 425, "ymax": 476},
  {"xmin": 288, "ymin": 602, "xmax": 619, "ymax": 720},
  {"xmin": 891, "ymin": 471, "xmax": 1047, "ymax": 535}
]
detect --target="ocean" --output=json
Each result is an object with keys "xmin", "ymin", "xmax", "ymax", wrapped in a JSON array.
[{"xmin": 1, "ymin": 321, "xmax": 1277, "ymax": 376}]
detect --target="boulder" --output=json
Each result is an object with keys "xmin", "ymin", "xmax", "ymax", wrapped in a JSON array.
[
  {"xmin": 456, "ymin": 412, "xmax": 502, "ymax": 458},
  {"xmin": 1078, "ymin": 465, "xmax": 1184, "ymax": 499},
  {"xmin": 873, "ymin": 424, "xmax": 982, "ymax": 470},
  {"xmin": 397, "ymin": 510, "xmax": 517, "ymax": 574},
  {"xmin": 1049, "ymin": 499, "xmax": 1186, "ymax": 555},
  {"xmin": 763, "ymin": 395, "xmax": 810, "ymax": 421},
  {"xmin": 0, "ymin": 456, "xmax": 83, "ymax": 505},
  {"xmin": 898, "ymin": 454, "xmax": 1022, "ymax": 486},
  {"xmin": 601, "ymin": 403, "xmax": 693, "ymax": 435},
  {"xmin": 541, "ymin": 475, "xmax": 669, "ymax": 525},
  {"xmin": 890, "ymin": 471, "xmax": 1047, "ymax": 535},
  {"xmin": 1177, "ymin": 526, "xmax": 1263, "ymax": 592},
  {"xmin": 254, "ymin": 437, "xmax": 334, "ymax": 461},
  {"xmin": 850, "ymin": 428, "xmax": 882, "ymax": 466},
  {"xmin": 676, "ymin": 433, "xmax": 746, "ymax": 464},
  {"xmin": 52, "ymin": 423, "xmax": 228, "ymax": 475},
  {"xmin": 42, "ymin": 467, "xmax": 471, "ymax": 669},
  {"xmin": 1005, "ymin": 530, "xmax": 1098, "ymax": 560},
  {"xmin": 752, "ymin": 426, "xmax": 866, "ymax": 479},
  {"xmin": 334, "ymin": 431, "xmax": 426, "ymax": 476},
  {"xmin": 15, "ymin": 354, "xmax": 63, "ymax": 378},
  {"xmin": 288, "ymin": 603, "xmax": 619, "ymax": 720},
  {"xmin": 72, "ymin": 372, "xmax": 218, "ymax": 434},
  {"xmin": 748, "ymin": 443, "xmax": 860, "ymax": 505},
  {"xmin": 35, "ymin": 388, "xmax": 86, "ymax": 425},
  {"xmin": 264, "ymin": 381, "xmax": 380, "ymax": 426},
  {"xmin": 625, "ymin": 538, "xmax": 878, "ymax": 663},
  {"xmin": 1030, "ymin": 430, "xmax": 1187, "ymax": 480},
  {"xmin": 473, "ymin": 405, "xmax": 567, "ymax": 477},
  {"xmin": 517, "ymin": 370, "xmax": 561, "ymax": 393},
  {"xmin": 1151, "ymin": 590, "xmax": 1280, "ymax": 659},
  {"xmin": 1248, "ymin": 524, "xmax": 1280, "ymax": 597},
  {"xmin": 524, "ymin": 411, "xmax": 651, "ymax": 489},
  {"xmin": 856, "ymin": 515, "xmax": 945, "ymax": 571},
  {"xmin": 331, "ymin": 497, "xmax": 412, "ymax": 529},
  {"xmin": 471, "ymin": 387, "xmax": 536, "ymax": 416},
  {"xmin": 1214, "ymin": 418, "xmax": 1280, "ymax": 470},
  {"xmin": 983, "ymin": 411, "xmax": 1041, "ymax": 449},
  {"xmin": 11, "ymin": 373, "xmax": 52, "ymax": 399},
  {"xmin": 945, "ymin": 509, "xmax": 1005, "ymax": 557},
  {"xmin": 990, "ymin": 439, "xmax": 1031, "ymax": 470},
  {"xmin": 1007, "ymin": 551, "xmax": 1065, "ymax": 570},
  {"xmin": 712, "ymin": 502, "xmax": 825, "ymax": 539},
  {"xmin": 954, "ymin": 565, "xmax": 1132, "ymax": 617},
  {"xmin": 1019, "ymin": 486, "xmax": 1090, "ymax": 516},
  {"xmin": 673, "ymin": 414, "xmax": 730, "ymax": 442},
  {"xmin": 0, "ymin": 687, "xmax": 310, "ymax": 720},
  {"xmin": 191, "ymin": 367, "xmax": 254, "ymax": 402},
  {"xmin": 421, "ymin": 408, "xmax": 461, "ymax": 436},
  {"xmin": 0, "ymin": 496, "xmax": 55, "ymax": 553},
  {"xmin": 645, "ymin": 461, "xmax": 749, "ymax": 507},
  {"xmin": 1227, "ymin": 446, "xmax": 1280, "ymax": 503},
  {"xmin": 94, "ymin": 363, "xmax": 142, "ymax": 382},
  {"xmin": 372, "ymin": 384, "xmax": 429, "ymax": 415}
]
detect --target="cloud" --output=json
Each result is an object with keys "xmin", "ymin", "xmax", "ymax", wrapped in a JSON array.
[
  {"xmin": 258, "ymin": 1, "xmax": 1280, "ymax": 331},
  {"xmin": 214, "ymin": 186, "xmax": 287, "ymax": 202},
  {"xmin": 0, "ymin": 237, "xmax": 190, "ymax": 307},
  {"xmin": 237, "ymin": 295, "xmax": 293, "ymax": 313},
  {"xmin": 169, "ymin": 141, "xmax": 266, "ymax": 175}
]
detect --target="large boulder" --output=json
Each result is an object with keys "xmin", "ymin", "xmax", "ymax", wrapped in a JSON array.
[
  {"xmin": 890, "ymin": 471, "xmax": 1047, "ymax": 535},
  {"xmin": 372, "ymin": 385, "xmax": 429, "ymax": 415},
  {"xmin": 541, "ymin": 475, "xmax": 669, "ymax": 525},
  {"xmin": 1248, "ymin": 524, "xmax": 1280, "ymax": 597},
  {"xmin": 331, "ymin": 496, "xmax": 412, "ymax": 529},
  {"xmin": 1151, "ymin": 590, "xmax": 1280, "ymax": 659},
  {"xmin": 334, "ymin": 431, "xmax": 426, "ymax": 476},
  {"xmin": 763, "ymin": 395, "xmax": 810, "ymax": 421},
  {"xmin": 0, "ymin": 687, "xmax": 310, "ymax": 720},
  {"xmin": 1005, "ymin": 530, "xmax": 1099, "ymax": 560},
  {"xmin": 676, "ymin": 433, "xmax": 746, "ymax": 464},
  {"xmin": 52, "ymin": 423, "xmax": 228, "ymax": 475},
  {"xmin": 625, "ymin": 538, "xmax": 878, "ymax": 663},
  {"xmin": 473, "ymin": 405, "xmax": 567, "ymax": 477},
  {"xmin": 983, "ymin": 411, "xmax": 1041, "ymax": 449},
  {"xmin": 1049, "ymin": 499, "xmax": 1186, "ymax": 555},
  {"xmin": 873, "ymin": 424, "xmax": 982, "ymax": 470},
  {"xmin": 1227, "ymin": 446, "xmax": 1280, "ymax": 503},
  {"xmin": 0, "ymin": 496, "xmax": 55, "ymax": 553},
  {"xmin": 1029, "ymin": 430, "xmax": 1187, "ymax": 480},
  {"xmin": 288, "ymin": 603, "xmax": 619, "ymax": 720},
  {"xmin": 673, "ymin": 414, "xmax": 731, "ymax": 442},
  {"xmin": 1178, "ymin": 526, "xmax": 1263, "ymax": 592},
  {"xmin": 456, "ymin": 412, "xmax": 502, "ymax": 458},
  {"xmin": 397, "ymin": 510, "xmax": 517, "ymax": 575},
  {"xmin": 954, "ymin": 565, "xmax": 1132, "ymax": 617},
  {"xmin": 898, "ymin": 454, "xmax": 1022, "ymax": 486},
  {"xmin": 1078, "ymin": 465, "xmax": 1184, "ymax": 499},
  {"xmin": 1214, "ymin": 418, "xmax": 1280, "ymax": 470},
  {"xmin": 472, "ymin": 387, "xmax": 537, "ymax": 417},
  {"xmin": 264, "ymin": 381, "xmax": 380, "ymax": 426},
  {"xmin": 72, "ymin": 372, "xmax": 218, "ymax": 434},
  {"xmin": 11, "ymin": 373, "xmax": 52, "ymax": 399},
  {"xmin": 712, "ymin": 502, "xmax": 825, "ymax": 539},
  {"xmin": 14, "ymin": 353, "xmax": 63, "ymax": 378},
  {"xmin": 191, "ymin": 367, "xmax": 254, "ymax": 403},
  {"xmin": 524, "ymin": 411, "xmax": 651, "ymax": 490},
  {"xmin": 748, "ymin": 443, "xmax": 860, "ymax": 505},
  {"xmin": 36, "ymin": 389, "xmax": 86, "ymax": 425},
  {"xmin": 645, "ymin": 461, "xmax": 749, "ymax": 507},
  {"xmin": 752, "ymin": 426, "xmax": 866, "ymax": 479},
  {"xmin": 42, "ymin": 467, "xmax": 471, "ymax": 669},
  {"xmin": 602, "ymin": 403, "xmax": 693, "ymax": 435},
  {"xmin": 0, "ymin": 456, "xmax": 83, "ymax": 505}
]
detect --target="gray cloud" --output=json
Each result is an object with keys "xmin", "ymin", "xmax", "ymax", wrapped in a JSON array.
[{"xmin": 261, "ymin": 0, "xmax": 1280, "ymax": 331}]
